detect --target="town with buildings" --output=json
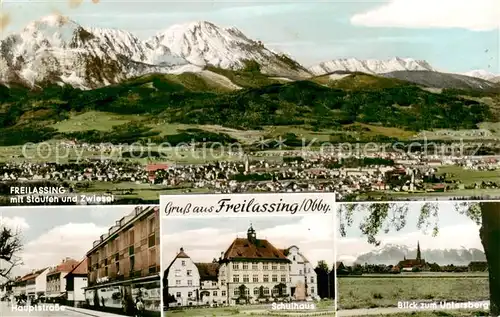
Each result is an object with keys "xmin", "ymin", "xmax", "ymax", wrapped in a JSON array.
[
  {"xmin": 3, "ymin": 145, "xmax": 500, "ymax": 204},
  {"xmin": 0, "ymin": 206, "xmax": 161, "ymax": 317},
  {"xmin": 163, "ymin": 225, "xmax": 335, "ymax": 310}
]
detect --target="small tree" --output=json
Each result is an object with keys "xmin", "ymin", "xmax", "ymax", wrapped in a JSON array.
[{"xmin": 0, "ymin": 226, "xmax": 23, "ymax": 280}]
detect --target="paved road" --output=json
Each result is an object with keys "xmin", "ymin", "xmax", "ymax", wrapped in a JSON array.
[{"xmin": 337, "ymin": 300, "xmax": 490, "ymax": 316}]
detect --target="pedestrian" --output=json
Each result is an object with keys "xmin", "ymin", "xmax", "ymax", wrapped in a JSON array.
[{"xmin": 135, "ymin": 298, "xmax": 145, "ymax": 317}]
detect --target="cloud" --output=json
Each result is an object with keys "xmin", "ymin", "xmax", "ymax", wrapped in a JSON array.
[
  {"xmin": 351, "ymin": 0, "xmax": 500, "ymax": 31},
  {"xmin": 15, "ymin": 223, "xmax": 108, "ymax": 275},
  {"xmin": 337, "ymin": 222, "xmax": 482, "ymax": 264},
  {"xmin": 0, "ymin": 216, "xmax": 30, "ymax": 231},
  {"xmin": 162, "ymin": 215, "xmax": 335, "ymax": 269}
]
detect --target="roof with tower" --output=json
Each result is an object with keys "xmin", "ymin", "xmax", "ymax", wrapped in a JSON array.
[
  {"xmin": 221, "ymin": 225, "xmax": 290, "ymax": 263},
  {"xmin": 396, "ymin": 241, "xmax": 427, "ymax": 268}
]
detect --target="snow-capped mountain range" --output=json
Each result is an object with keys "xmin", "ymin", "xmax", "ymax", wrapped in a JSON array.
[
  {"xmin": 0, "ymin": 14, "xmax": 497, "ymax": 89},
  {"xmin": 343, "ymin": 243, "xmax": 486, "ymax": 266},
  {"xmin": 308, "ymin": 57, "xmax": 435, "ymax": 76}
]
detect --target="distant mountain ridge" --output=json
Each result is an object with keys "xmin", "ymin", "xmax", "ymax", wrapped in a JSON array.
[
  {"xmin": 0, "ymin": 14, "xmax": 497, "ymax": 90},
  {"xmin": 352, "ymin": 243, "xmax": 486, "ymax": 266}
]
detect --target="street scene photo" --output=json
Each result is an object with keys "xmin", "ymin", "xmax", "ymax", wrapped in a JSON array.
[
  {"xmin": 0, "ymin": 205, "xmax": 161, "ymax": 316},
  {"xmin": 161, "ymin": 193, "xmax": 336, "ymax": 316},
  {"xmin": 0, "ymin": 1, "xmax": 499, "ymax": 205},
  {"xmin": 335, "ymin": 201, "xmax": 496, "ymax": 317}
]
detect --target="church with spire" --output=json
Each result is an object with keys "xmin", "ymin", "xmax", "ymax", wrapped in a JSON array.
[{"xmin": 395, "ymin": 241, "xmax": 429, "ymax": 272}]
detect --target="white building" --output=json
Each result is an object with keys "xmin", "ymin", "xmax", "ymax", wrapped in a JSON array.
[
  {"xmin": 165, "ymin": 225, "xmax": 318, "ymax": 307},
  {"xmin": 284, "ymin": 246, "xmax": 318, "ymax": 300},
  {"xmin": 46, "ymin": 257, "xmax": 80, "ymax": 301},
  {"xmin": 64, "ymin": 258, "xmax": 88, "ymax": 307},
  {"xmin": 25, "ymin": 268, "xmax": 50, "ymax": 300},
  {"xmin": 164, "ymin": 248, "xmax": 201, "ymax": 306}
]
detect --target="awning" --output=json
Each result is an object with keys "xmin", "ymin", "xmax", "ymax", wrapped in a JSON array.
[{"xmin": 47, "ymin": 293, "xmax": 65, "ymax": 298}]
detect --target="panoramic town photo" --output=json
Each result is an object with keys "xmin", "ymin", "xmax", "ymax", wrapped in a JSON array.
[
  {"xmin": 161, "ymin": 213, "xmax": 336, "ymax": 316},
  {"xmin": 0, "ymin": 205, "xmax": 161, "ymax": 316},
  {"xmin": 0, "ymin": 1, "xmax": 499, "ymax": 205},
  {"xmin": 334, "ymin": 201, "xmax": 497, "ymax": 317}
]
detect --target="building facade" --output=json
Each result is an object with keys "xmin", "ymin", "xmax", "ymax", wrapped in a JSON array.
[
  {"xmin": 282, "ymin": 246, "xmax": 318, "ymax": 300},
  {"xmin": 25, "ymin": 268, "xmax": 49, "ymax": 301},
  {"xmin": 46, "ymin": 257, "xmax": 80, "ymax": 302},
  {"xmin": 164, "ymin": 225, "xmax": 318, "ymax": 307},
  {"xmin": 396, "ymin": 241, "xmax": 429, "ymax": 271},
  {"xmin": 65, "ymin": 258, "xmax": 88, "ymax": 307},
  {"xmin": 84, "ymin": 206, "xmax": 161, "ymax": 316}
]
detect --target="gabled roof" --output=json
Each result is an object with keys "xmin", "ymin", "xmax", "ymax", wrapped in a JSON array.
[
  {"xmin": 48, "ymin": 258, "xmax": 80, "ymax": 275},
  {"xmin": 194, "ymin": 263, "xmax": 219, "ymax": 281},
  {"xmin": 22, "ymin": 267, "xmax": 49, "ymax": 281},
  {"xmin": 165, "ymin": 248, "xmax": 191, "ymax": 273},
  {"xmin": 65, "ymin": 258, "xmax": 88, "ymax": 277},
  {"xmin": 222, "ymin": 238, "xmax": 289, "ymax": 262}
]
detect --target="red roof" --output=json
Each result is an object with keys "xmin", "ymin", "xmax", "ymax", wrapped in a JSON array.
[
  {"xmin": 65, "ymin": 258, "xmax": 88, "ymax": 277},
  {"xmin": 146, "ymin": 164, "xmax": 169, "ymax": 172},
  {"xmin": 223, "ymin": 238, "xmax": 289, "ymax": 262},
  {"xmin": 48, "ymin": 258, "xmax": 80, "ymax": 275}
]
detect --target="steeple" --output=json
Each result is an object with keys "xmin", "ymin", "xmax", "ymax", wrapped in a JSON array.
[
  {"xmin": 247, "ymin": 223, "xmax": 256, "ymax": 243},
  {"xmin": 416, "ymin": 241, "xmax": 421, "ymax": 261}
]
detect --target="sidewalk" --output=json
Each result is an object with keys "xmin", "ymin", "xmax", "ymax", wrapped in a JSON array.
[{"xmin": 63, "ymin": 306, "xmax": 126, "ymax": 317}]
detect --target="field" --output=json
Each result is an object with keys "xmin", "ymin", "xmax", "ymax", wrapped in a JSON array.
[
  {"xmin": 356, "ymin": 312, "xmax": 488, "ymax": 317},
  {"xmin": 337, "ymin": 274, "xmax": 489, "ymax": 310}
]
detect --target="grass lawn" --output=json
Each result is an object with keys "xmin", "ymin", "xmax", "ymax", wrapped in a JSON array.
[
  {"xmin": 436, "ymin": 166, "xmax": 500, "ymax": 186},
  {"xmin": 338, "ymin": 276, "xmax": 489, "ymax": 310}
]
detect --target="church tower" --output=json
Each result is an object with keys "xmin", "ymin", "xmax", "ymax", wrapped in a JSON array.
[
  {"xmin": 247, "ymin": 224, "xmax": 257, "ymax": 244},
  {"xmin": 416, "ymin": 241, "xmax": 421, "ymax": 261}
]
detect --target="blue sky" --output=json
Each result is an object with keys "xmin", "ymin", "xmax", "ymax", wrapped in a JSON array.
[
  {"xmin": 337, "ymin": 202, "xmax": 483, "ymax": 263},
  {"xmin": 0, "ymin": 205, "xmax": 144, "ymax": 276},
  {"xmin": 1, "ymin": 0, "xmax": 499, "ymax": 73}
]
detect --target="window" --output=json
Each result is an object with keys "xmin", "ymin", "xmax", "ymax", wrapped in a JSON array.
[
  {"xmin": 263, "ymin": 287, "xmax": 270, "ymax": 295},
  {"xmin": 188, "ymin": 280, "xmax": 192, "ymax": 286},
  {"xmin": 187, "ymin": 270, "xmax": 192, "ymax": 276},
  {"xmin": 272, "ymin": 275, "xmax": 277, "ymax": 282},
  {"xmin": 310, "ymin": 276, "xmax": 314, "ymax": 283},
  {"xmin": 148, "ymin": 234, "xmax": 155, "ymax": 248},
  {"xmin": 293, "ymin": 256, "xmax": 296, "ymax": 261},
  {"xmin": 280, "ymin": 265, "xmax": 285, "ymax": 271},
  {"xmin": 116, "ymin": 262, "xmax": 120, "ymax": 274},
  {"xmin": 242, "ymin": 263, "xmax": 248, "ymax": 270},
  {"xmin": 148, "ymin": 217, "xmax": 155, "ymax": 235},
  {"xmin": 263, "ymin": 264, "xmax": 268, "ymax": 270},
  {"xmin": 244, "ymin": 288, "xmax": 250, "ymax": 296},
  {"xmin": 182, "ymin": 260, "xmax": 186, "ymax": 266},
  {"xmin": 232, "ymin": 263, "xmax": 239, "ymax": 270},
  {"xmin": 234, "ymin": 289, "xmax": 239, "ymax": 296},
  {"xmin": 272, "ymin": 265, "xmax": 277, "ymax": 270},
  {"xmin": 221, "ymin": 280, "xmax": 226, "ymax": 286},
  {"xmin": 299, "ymin": 270, "xmax": 302, "ymax": 275},
  {"xmin": 263, "ymin": 274, "xmax": 269, "ymax": 282},
  {"xmin": 176, "ymin": 280, "xmax": 181, "ymax": 286},
  {"xmin": 105, "ymin": 267, "xmax": 108, "ymax": 276},
  {"xmin": 311, "ymin": 287, "xmax": 315, "ymax": 294},
  {"xmin": 272, "ymin": 287, "xmax": 279, "ymax": 295},
  {"xmin": 128, "ymin": 229, "xmax": 135, "ymax": 245},
  {"xmin": 188, "ymin": 292, "xmax": 192, "ymax": 298},
  {"xmin": 130, "ymin": 256, "xmax": 135, "ymax": 271},
  {"xmin": 253, "ymin": 275, "xmax": 258, "ymax": 282},
  {"xmin": 252, "ymin": 263, "xmax": 258, "ymax": 270},
  {"xmin": 253, "ymin": 288, "xmax": 259, "ymax": 296},
  {"xmin": 233, "ymin": 275, "xmax": 239, "ymax": 283},
  {"xmin": 176, "ymin": 292, "xmax": 181, "ymax": 298},
  {"xmin": 212, "ymin": 282, "xmax": 217, "ymax": 287},
  {"xmin": 281, "ymin": 275, "xmax": 286, "ymax": 283},
  {"xmin": 175, "ymin": 269, "xmax": 181, "ymax": 277},
  {"xmin": 243, "ymin": 274, "xmax": 249, "ymax": 282},
  {"xmin": 149, "ymin": 248, "xmax": 156, "ymax": 267},
  {"xmin": 221, "ymin": 291, "xmax": 226, "ymax": 297},
  {"xmin": 213, "ymin": 291, "xmax": 217, "ymax": 296}
]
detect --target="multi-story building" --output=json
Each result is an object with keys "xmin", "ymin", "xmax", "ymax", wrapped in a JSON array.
[
  {"xmin": 65, "ymin": 258, "xmax": 88, "ymax": 307},
  {"xmin": 84, "ymin": 206, "xmax": 161, "ymax": 315},
  {"xmin": 12, "ymin": 276, "xmax": 25, "ymax": 298},
  {"xmin": 25, "ymin": 268, "xmax": 50, "ymax": 301},
  {"xmin": 282, "ymin": 246, "xmax": 318, "ymax": 300},
  {"xmin": 164, "ymin": 225, "xmax": 318, "ymax": 307},
  {"xmin": 46, "ymin": 257, "xmax": 80, "ymax": 302}
]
